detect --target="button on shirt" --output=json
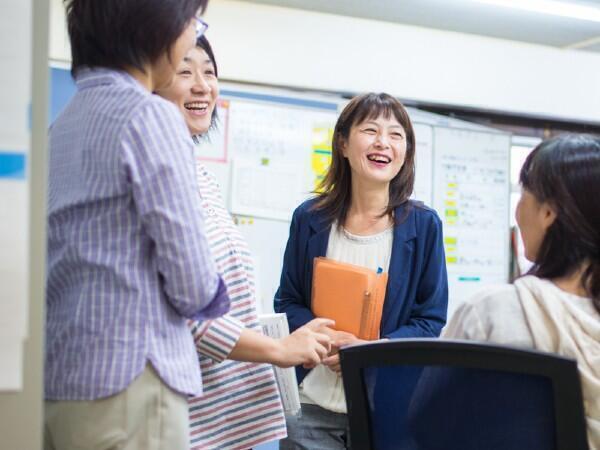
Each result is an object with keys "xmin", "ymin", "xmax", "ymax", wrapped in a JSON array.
[{"xmin": 45, "ymin": 68, "xmax": 229, "ymax": 400}]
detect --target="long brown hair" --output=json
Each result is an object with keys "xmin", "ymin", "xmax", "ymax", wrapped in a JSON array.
[
  {"xmin": 313, "ymin": 93, "xmax": 416, "ymax": 226},
  {"xmin": 520, "ymin": 134, "xmax": 600, "ymax": 313}
]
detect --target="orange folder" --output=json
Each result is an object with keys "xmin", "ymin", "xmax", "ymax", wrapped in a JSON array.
[{"xmin": 311, "ymin": 257, "xmax": 388, "ymax": 341}]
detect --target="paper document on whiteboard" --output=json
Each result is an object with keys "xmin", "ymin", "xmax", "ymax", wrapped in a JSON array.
[
  {"xmin": 230, "ymin": 159, "xmax": 304, "ymax": 222},
  {"xmin": 259, "ymin": 313, "xmax": 301, "ymax": 415}
]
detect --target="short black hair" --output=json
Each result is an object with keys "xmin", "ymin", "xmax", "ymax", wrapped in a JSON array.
[
  {"xmin": 195, "ymin": 35, "xmax": 219, "ymax": 131},
  {"xmin": 64, "ymin": 0, "xmax": 208, "ymax": 76},
  {"xmin": 196, "ymin": 35, "xmax": 218, "ymax": 77}
]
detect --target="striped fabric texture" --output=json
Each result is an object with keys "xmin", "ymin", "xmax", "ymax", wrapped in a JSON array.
[
  {"xmin": 45, "ymin": 68, "xmax": 229, "ymax": 401},
  {"xmin": 188, "ymin": 163, "xmax": 287, "ymax": 449}
]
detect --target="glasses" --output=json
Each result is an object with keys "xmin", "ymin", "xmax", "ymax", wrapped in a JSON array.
[{"xmin": 195, "ymin": 17, "xmax": 208, "ymax": 39}]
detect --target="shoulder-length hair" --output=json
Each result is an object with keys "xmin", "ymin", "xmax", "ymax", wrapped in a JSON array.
[
  {"xmin": 520, "ymin": 133, "xmax": 600, "ymax": 313},
  {"xmin": 65, "ymin": 0, "xmax": 208, "ymax": 76},
  {"xmin": 313, "ymin": 93, "xmax": 416, "ymax": 226}
]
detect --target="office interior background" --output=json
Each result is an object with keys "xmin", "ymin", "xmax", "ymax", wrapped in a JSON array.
[{"xmin": 1, "ymin": 0, "xmax": 600, "ymax": 448}]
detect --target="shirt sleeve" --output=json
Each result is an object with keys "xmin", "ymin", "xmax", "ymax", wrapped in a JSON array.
[
  {"xmin": 188, "ymin": 315, "xmax": 245, "ymax": 363},
  {"xmin": 442, "ymin": 300, "xmax": 488, "ymax": 341},
  {"xmin": 120, "ymin": 98, "xmax": 229, "ymax": 320}
]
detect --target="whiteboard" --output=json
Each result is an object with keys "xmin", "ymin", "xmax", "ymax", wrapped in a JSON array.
[
  {"xmin": 412, "ymin": 122, "xmax": 434, "ymax": 206},
  {"xmin": 49, "ymin": 69, "xmax": 512, "ymax": 323},
  {"xmin": 195, "ymin": 84, "xmax": 341, "ymax": 308},
  {"xmin": 432, "ymin": 127, "xmax": 511, "ymax": 316}
]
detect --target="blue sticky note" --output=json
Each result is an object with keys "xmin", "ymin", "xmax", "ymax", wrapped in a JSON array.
[{"xmin": 0, "ymin": 152, "xmax": 26, "ymax": 179}]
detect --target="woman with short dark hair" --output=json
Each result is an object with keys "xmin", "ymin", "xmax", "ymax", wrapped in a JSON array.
[
  {"xmin": 156, "ymin": 35, "xmax": 334, "ymax": 450},
  {"xmin": 444, "ymin": 134, "xmax": 600, "ymax": 448},
  {"xmin": 275, "ymin": 93, "xmax": 449, "ymax": 449},
  {"xmin": 45, "ymin": 1, "xmax": 228, "ymax": 449}
]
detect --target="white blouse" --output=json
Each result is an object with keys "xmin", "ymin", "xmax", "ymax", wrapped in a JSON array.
[{"xmin": 300, "ymin": 223, "xmax": 394, "ymax": 413}]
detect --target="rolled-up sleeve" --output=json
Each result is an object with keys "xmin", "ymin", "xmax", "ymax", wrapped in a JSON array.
[
  {"xmin": 189, "ymin": 315, "xmax": 245, "ymax": 363},
  {"xmin": 121, "ymin": 99, "xmax": 229, "ymax": 320}
]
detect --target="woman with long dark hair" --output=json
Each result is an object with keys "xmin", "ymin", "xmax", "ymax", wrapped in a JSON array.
[
  {"xmin": 444, "ymin": 134, "xmax": 600, "ymax": 447},
  {"xmin": 275, "ymin": 93, "xmax": 449, "ymax": 449}
]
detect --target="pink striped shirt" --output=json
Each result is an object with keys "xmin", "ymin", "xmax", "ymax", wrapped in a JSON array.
[{"xmin": 187, "ymin": 162, "xmax": 286, "ymax": 449}]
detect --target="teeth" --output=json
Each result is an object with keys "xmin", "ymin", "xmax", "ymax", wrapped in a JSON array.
[
  {"xmin": 185, "ymin": 102, "xmax": 208, "ymax": 110},
  {"xmin": 367, "ymin": 155, "xmax": 391, "ymax": 163}
]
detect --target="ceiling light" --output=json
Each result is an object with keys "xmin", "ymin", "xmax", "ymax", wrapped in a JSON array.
[{"xmin": 468, "ymin": 0, "xmax": 600, "ymax": 23}]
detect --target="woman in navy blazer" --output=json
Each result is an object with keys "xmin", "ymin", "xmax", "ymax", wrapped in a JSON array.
[{"xmin": 275, "ymin": 93, "xmax": 448, "ymax": 450}]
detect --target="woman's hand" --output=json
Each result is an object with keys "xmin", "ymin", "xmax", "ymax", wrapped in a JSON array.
[
  {"xmin": 274, "ymin": 318, "xmax": 335, "ymax": 369},
  {"xmin": 322, "ymin": 332, "xmax": 368, "ymax": 373}
]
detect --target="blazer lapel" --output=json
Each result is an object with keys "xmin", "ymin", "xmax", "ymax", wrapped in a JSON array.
[
  {"xmin": 381, "ymin": 203, "xmax": 417, "ymax": 331},
  {"xmin": 306, "ymin": 210, "xmax": 331, "ymax": 306}
]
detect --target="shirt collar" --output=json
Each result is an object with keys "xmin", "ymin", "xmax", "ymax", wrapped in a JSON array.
[{"xmin": 74, "ymin": 67, "xmax": 147, "ymax": 93}]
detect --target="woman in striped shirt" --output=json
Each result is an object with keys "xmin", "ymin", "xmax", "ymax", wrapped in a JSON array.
[{"xmin": 156, "ymin": 36, "xmax": 333, "ymax": 450}]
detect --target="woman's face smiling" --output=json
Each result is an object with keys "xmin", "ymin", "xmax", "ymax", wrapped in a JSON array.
[
  {"xmin": 342, "ymin": 114, "xmax": 407, "ymax": 187},
  {"xmin": 158, "ymin": 46, "xmax": 219, "ymax": 136}
]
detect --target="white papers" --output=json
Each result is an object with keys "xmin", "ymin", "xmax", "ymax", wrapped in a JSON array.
[
  {"xmin": 230, "ymin": 159, "xmax": 305, "ymax": 221},
  {"xmin": 259, "ymin": 313, "xmax": 301, "ymax": 415},
  {"xmin": 227, "ymin": 101, "xmax": 314, "ymax": 163},
  {"xmin": 433, "ymin": 127, "xmax": 511, "ymax": 315},
  {"xmin": 195, "ymin": 99, "xmax": 230, "ymax": 163},
  {"xmin": 412, "ymin": 123, "xmax": 434, "ymax": 206}
]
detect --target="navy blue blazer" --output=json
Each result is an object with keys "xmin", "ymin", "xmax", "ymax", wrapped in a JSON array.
[{"xmin": 274, "ymin": 198, "xmax": 448, "ymax": 384}]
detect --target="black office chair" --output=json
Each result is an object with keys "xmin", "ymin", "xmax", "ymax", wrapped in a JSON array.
[{"xmin": 340, "ymin": 339, "xmax": 589, "ymax": 450}]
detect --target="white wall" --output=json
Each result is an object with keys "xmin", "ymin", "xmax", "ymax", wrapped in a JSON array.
[
  {"xmin": 0, "ymin": 0, "xmax": 49, "ymax": 447},
  {"xmin": 50, "ymin": 0, "xmax": 600, "ymax": 123}
]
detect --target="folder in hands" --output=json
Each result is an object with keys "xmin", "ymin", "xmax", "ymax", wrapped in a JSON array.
[{"xmin": 311, "ymin": 257, "xmax": 387, "ymax": 341}]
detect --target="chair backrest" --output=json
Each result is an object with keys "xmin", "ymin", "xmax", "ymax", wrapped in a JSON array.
[{"xmin": 340, "ymin": 339, "xmax": 589, "ymax": 450}]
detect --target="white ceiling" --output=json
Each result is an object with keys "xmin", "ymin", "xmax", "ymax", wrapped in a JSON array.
[{"xmin": 236, "ymin": 0, "xmax": 600, "ymax": 53}]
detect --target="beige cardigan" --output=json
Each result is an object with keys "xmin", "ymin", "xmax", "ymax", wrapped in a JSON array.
[{"xmin": 444, "ymin": 275, "xmax": 600, "ymax": 449}]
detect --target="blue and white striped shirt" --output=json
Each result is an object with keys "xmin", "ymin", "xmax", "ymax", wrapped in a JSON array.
[{"xmin": 45, "ymin": 68, "xmax": 229, "ymax": 400}]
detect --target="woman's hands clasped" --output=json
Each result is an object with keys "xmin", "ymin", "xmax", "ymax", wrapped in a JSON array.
[{"xmin": 321, "ymin": 328, "xmax": 367, "ymax": 373}]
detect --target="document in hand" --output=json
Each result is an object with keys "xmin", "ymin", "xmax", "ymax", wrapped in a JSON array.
[
  {"xmin": 258, "ymin": 313, "xmax": 301, "ymax": 415},
  {"xmin": 311, "ymin": 257, "xmax": 388, "ymax": 340}
]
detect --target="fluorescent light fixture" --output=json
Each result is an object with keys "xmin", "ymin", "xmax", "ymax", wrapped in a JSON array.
[{"xmin": 469, "ymin": 0, "xmax": 600, "ymax": 23}]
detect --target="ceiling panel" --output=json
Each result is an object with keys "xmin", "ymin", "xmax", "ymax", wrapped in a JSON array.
[{"xmin": 236, "ymin": 0, "xmax": 600, "ymax": 52}]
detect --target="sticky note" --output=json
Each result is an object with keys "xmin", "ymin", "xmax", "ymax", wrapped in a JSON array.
[{"xmin": 0, "ymin": 152, "xmax": 26, "ymax": 179}]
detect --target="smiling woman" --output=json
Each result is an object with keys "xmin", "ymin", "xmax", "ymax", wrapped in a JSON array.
[
  {"xmin": 155, "ymin": 35, "xmax": 341, "ymax": 450},
  {"xmin": 158, "ymin": 36, "xmax": 219, "ymax": 135},
  {"xmin": 275, "ymin": 93, "xmax": 449, "ymax": 450}
]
